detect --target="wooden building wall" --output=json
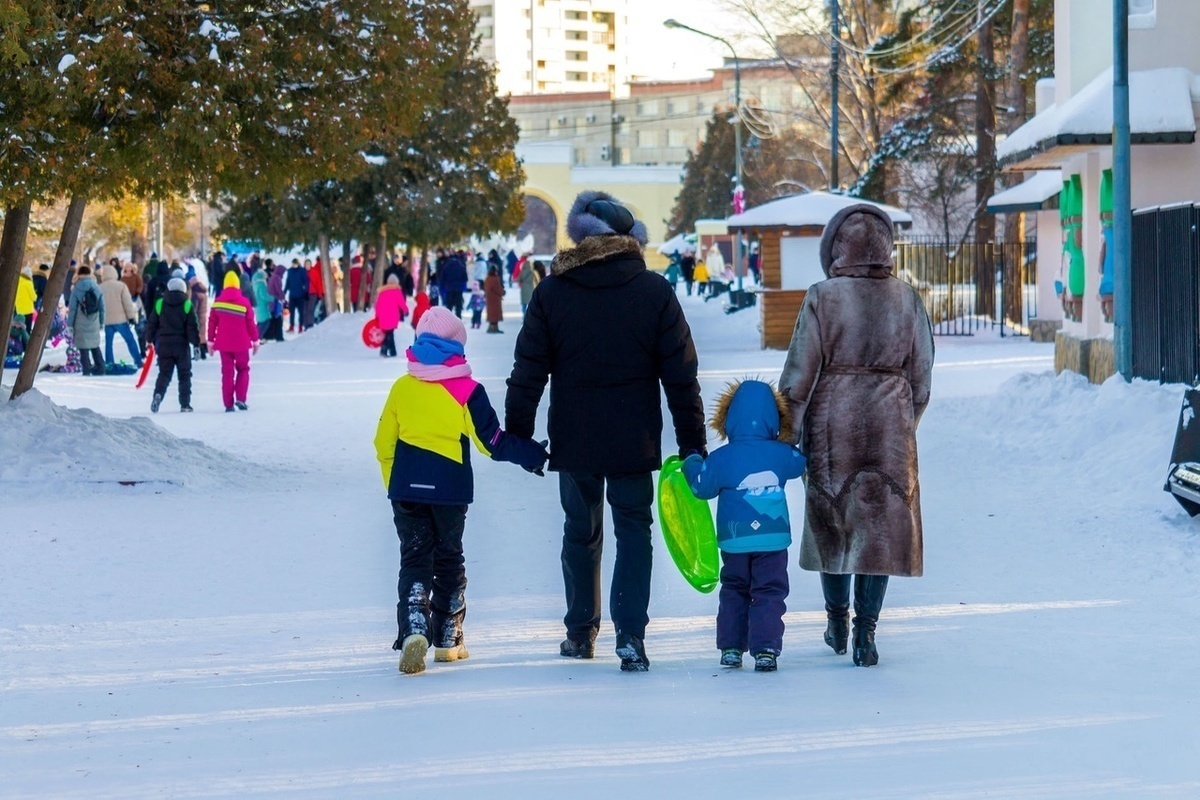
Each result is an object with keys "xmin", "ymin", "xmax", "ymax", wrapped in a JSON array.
[{"xmin": 761, "ymin": 289, "xmax": 807, "ymax": 349}]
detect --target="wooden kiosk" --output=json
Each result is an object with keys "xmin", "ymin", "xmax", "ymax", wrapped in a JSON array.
[{"xmin": 726, "ymin": 192, "xmax": 913, "ymax": 349}]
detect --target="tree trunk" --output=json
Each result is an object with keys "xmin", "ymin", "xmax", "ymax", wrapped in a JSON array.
[
  {"xmin": 372, "ymin": 224, "xmax": 388, "ymax": 302},
  {"xmin": 0, "ymin": 203, "xmax": 33, "ymax": 390},
  {"xmin": 318, "ymin": 232, "xmax": 335, "ymax": 316},
  {"xmin": 418, "ymin": 247, "xmax": 430, "ymax": 293},
  {"xmin": 974, "ymin": 13, "xmax": 997, "ymax": 318},
  {"xmin": 1007, "ymin": 0, "xmax": 1032, "ymax": 131},
  {"xmin": 355, "ymin": 241, "xmax": 372, "ymax": 310},
  {"xmin": 11, "ymin": 197, "xmax": 87, "ymax": 399},
  {"xmin": 341, "ymin": 240, "xmax": 353, "ymax": 313}
]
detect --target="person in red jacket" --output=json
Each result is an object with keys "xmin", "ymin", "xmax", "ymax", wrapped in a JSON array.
[
  {"xmin": 306, "ymin": 258, "xmax": 325, "ymax": 328},
  {"xmin": 208, "ymin": 269, "xmax": 259, "ymax": 412}
]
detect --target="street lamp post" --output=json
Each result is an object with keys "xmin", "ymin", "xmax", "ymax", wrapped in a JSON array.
[{"xmin": 664, "ymin": 18, "xmax": 743, "ymax": 292}]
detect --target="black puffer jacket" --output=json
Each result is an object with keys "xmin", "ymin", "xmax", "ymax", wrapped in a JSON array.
[
  {"xmin": 146, "ymin": 289, "xmax": 200, "ymax": 347},
  {"xmin": 505, "ymin": 235, "xmax": 705, "ymax": 474}
]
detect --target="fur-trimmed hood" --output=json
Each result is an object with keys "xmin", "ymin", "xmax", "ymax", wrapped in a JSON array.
[
  {"xmin": 550, "ymin": 234, "xmax": 644, "ymax": 277},
  {"xmin": 710, "ymin": 379, "xmax": 793, "ymax": 443}
]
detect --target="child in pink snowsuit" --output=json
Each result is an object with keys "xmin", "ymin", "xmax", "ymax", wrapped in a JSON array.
[
  {"xmin": 374, "ymin": 274, "xmax": 410, "ymax": 358},
  {"xmin": 208, "ymin": 270, "xmax": 259, "ymax": 411}
]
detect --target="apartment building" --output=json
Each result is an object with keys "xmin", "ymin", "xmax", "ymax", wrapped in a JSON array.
[
  {"xmin": 470, "ymin": 0, "xmax": 632, "ymax": 96},
  {"xmin": 506, "ymin": 62, "xmax": 812, "ymax": 167}
]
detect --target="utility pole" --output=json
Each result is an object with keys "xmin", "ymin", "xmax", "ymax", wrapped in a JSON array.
[
  {"xmin": 1113, "ymin": 0, "xmax": 1132, "ymax": 379},
  {"xmin": 829, "ymin": 0, "xmax": 840, "ymax": 190}
]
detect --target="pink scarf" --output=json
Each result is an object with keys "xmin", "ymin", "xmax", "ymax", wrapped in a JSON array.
[{"xmin": 406, "ymin": 350, "xmax": 472, "ymax": 381}]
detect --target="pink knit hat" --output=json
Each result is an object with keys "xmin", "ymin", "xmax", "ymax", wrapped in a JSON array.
[{"xmin": 415, "ymin": 306, "xmax": 468, "ymax": 345}]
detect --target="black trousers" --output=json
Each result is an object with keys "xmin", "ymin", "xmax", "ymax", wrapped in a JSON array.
[
  {"xmin": 78, "ymin": 347, "xmax": 105, "ymax": 375},
  {"xmin": 154, "ymin": 341, "xmax": 192, "ymax": 405},
  {"xmin": 559, "ymin": 471, "xmax": 654, "ymax": 641},
  {"xmin": 393, "ymin": 501, "xmax": 468, "ymax": 647},
  {"xmin": 380, "ymin": 329, "xmax": 397, "ymax": 358},
  {"xmin": 443, "ymin": 290, "xmax": 464, "ymax": 319}
]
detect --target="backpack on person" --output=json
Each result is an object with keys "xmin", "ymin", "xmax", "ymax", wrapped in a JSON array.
[{"xmin": 81, "ymin": 288, "xmax": 100, "ymax": 316}]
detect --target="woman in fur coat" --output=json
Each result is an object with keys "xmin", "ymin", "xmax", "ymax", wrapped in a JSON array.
[{"xmin": 778, "ymin": 204, "xmax": 934, "ymax": 668}]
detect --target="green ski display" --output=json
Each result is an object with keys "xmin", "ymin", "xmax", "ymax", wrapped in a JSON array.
[{"xmin": 657, "ymin": 456, "xmax": 720, "ymax": 593}]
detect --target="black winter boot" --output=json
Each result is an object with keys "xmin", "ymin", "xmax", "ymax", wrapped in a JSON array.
[
  {"xmin": 852, "ymin": 575, "xmax": 889, "ymax": 667},
  {"xmin": 820, "ymin": 573, "xmax": 851, "ymax": 655},
  {"xmin": 559, "ymin": 628, "xmax": 597, "ymax": 659},
  {"xmin": 615, "ymin": 633, "xmax": 649, "ymax": 672}
]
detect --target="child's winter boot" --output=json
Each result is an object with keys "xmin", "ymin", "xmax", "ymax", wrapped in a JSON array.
[
  {"xmin": 752, "ymin": 650, "xmax": 778, "ymax": 672},
  {"xmin": 433, "ymin": 618, "xmax": 469, "ymax": 663},
  {"xmin": 396, "ymin": 634, "xmax": 429, "ymax": 675},
  {"xmin": 720, "ymin": 648, "xmax": 743, "ymax": 668}
]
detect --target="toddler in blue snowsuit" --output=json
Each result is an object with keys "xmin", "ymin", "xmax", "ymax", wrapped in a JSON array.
[{"xmin": 682, "ymin": 380, "xmax": 806, "ymax": 671}]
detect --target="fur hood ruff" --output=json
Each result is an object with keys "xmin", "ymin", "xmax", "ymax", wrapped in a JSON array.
[
  {"xmin": 710, "ymin": 379, "xmax": 793, "ymax": 443},
  {"xmin": 551, "ymin": 235, "xmax": 644, "ymax": 276}
]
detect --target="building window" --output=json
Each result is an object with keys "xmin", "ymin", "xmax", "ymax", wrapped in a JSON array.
[
  {"xmin": 573, "ymin": 148, "xmax": 587, "ymax": 165},
  {"xmin": 567, "ymin": 50, "xmax": 588, "ymax": 61},
  {"xmin": 593, "ymin": 12, "xmax": 613, "ymax": 25},
  {"xmin": 638, "ymin": 130, "xmax": 657, "ymax": 148},
  {"xmin": 476, "ymin": 25, "xmax": 493, "ymax": 38},
  {"xmin": 566, "ymin": 10, "xmax": 587, "ymax": 21},
  {"xmin": 619, "ymin": 147, "xmax": 631, "ymax": 164},
  {"xmin": 474, "ymin": 5, "xmax": 492, "ymax": 18},
  {"xmin": 636, "ymin": 99, "xmax": 659, "ymax": 116},
  {"xmin": 667, "ymin": 130, "xmax": 686, "ymax": 148},
  {"xmin": 667, "ymin": 98, "xmax": 689, "ymax": 114},
  {"xmin": 537, "ymin": 59, "xmax": 546, "ymax": 68},
  {"xmin": 566, "ymin": 71, "xmax": 587, "ymax": 82},
  {"xmin": 591, "ymin": 72, "xmax": 610, "ymax": 84},
  {"xmin": 566, "ymin": 30, "xmax": 587, "ymax": 41}
]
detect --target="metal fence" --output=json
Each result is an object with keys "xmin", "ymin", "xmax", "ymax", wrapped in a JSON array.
[
  {"xmin": 1131, "ymin": 203, "xmax": 1200, "ymax": 385},
  {"xmin": 893, "ymin": 238, "xmax": 1038, "ymax": 336}
]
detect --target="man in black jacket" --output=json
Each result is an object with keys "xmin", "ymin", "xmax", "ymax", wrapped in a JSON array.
[
  {"xmin": 505, "ymin": 190, "xmax": 706, "ymax": 672},
  {"xmin": 145, "ymin": 277, "xmax": 201, "ymax": 413}
]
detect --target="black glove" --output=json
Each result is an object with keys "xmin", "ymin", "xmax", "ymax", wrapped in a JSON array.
[
  {"xmin": 680, "ymin": 446, "xmax": 708, "ymax": 460},
  {"xmin": 524, "ymin": 440, "xmax": 550, "ymax": 477}
]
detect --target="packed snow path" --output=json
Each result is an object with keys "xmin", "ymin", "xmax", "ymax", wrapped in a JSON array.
[{"xmin": 2, "ymin": 295, "xmax": 1197, "ymax": 798}]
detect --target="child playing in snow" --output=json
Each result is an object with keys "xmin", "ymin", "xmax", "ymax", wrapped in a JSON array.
[
  {"xmin": 373, "ymin": 274, "xmax": 409, "ymax": 358},
  {"xmin": 208, "ymin": 269, "xmax": 258, "ymax": 412},
  {"xmin": 374, "ymin": 307, "xmax": 548, "ymax": 675},
  {"xmin": 145, "ymin": 277, "xmax": 200, "ymax": 413},
  {"xmin": 682, "ymin": 379, "xmax": 806, "ymax": 672},
  {"xmin": 467, "ymin": 280, "xmax": 486, "ymax": 329}
]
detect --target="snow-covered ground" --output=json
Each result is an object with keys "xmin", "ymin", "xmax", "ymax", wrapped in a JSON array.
[{"xmin": 2, "ymin": 291, "xmax": 1198, "ymax": 798}]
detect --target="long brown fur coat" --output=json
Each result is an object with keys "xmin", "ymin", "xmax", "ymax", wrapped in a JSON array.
[{"xmin": 779, "ymin": 205, "xmax": 934, "ymax": 577}]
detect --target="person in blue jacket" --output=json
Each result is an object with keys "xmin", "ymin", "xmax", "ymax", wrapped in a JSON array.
[{"xmin": 682, "ymin": 379, "xmax": 806, "ymax": 672}]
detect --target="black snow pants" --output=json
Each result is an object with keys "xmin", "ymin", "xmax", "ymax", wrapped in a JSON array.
[
  {"xmin": 393, "ymin": 501, "xmax": 468, "ymax": 648},
  {"xmin": 154, "ymin": 341, "xmax": 193, "ymax": 406}
]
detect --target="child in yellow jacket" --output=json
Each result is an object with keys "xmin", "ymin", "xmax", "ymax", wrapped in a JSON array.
[{"xmin": 374, "ymin": 307, "xmax": 547, "ymax": 674}]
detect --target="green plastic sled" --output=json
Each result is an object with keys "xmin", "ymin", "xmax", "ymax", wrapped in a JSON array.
[{"xmin": 657, "ymin": 456, "xmax": 720, "ymax": 593}]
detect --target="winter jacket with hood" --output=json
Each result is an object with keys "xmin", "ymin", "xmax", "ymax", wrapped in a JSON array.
[
  {"xmin": 67, "ymin": 274, "xmax": 105, "ymax": 349},
  {"xmin": 374, "ymin": 321, "xmax": 545, "ymax": 505},
  {"xmin": 208, "ymin": 271, "xmax": 258, "ymax": 353},
  {"xmin": 251, "ymin": 270, "xmax": 272, "ymax": 324},
  {"xmin": 778, "ymin": 204, "xmax": 935, "ymax": 577},
  {"xmin": 374, "ymin": 283, "xmax": 410, "ymax": 331},
  {"xmin": 99, "ymin": 265, "xmax": 138, "ymax": 325},
  {"xmin": 146, "ymin": 287, "xmax": 200, "ymax": 347},
  {"xmin": 142, "ymin": 262, "xmax": 171, "ymax": 312},
  {"xmin": 682, "ymin": 380, "xmax": 807, "ymax": 554},
  {"xmin": 505, "ymin": 190, "xmax": 706, "ymax": 475}
]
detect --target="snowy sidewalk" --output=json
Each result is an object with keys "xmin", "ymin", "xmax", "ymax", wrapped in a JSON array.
[{"xmin": 2, "ymin": 296, "xmax": 1198, "ymax": 798}]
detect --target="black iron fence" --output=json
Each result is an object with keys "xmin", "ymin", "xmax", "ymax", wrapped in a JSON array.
[
  {"xmin": 893, "ymin": 237, "xmax": 1038, "ymax": 336},
  {"xmin": 1131, "ymin": 203, "xmax": 1200, "ymax": 385}
]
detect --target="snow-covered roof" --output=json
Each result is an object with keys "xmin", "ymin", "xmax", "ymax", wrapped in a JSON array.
[
  {"xmin": 657, "ymin": 232, "xmax": 697, "ymax": 256},
  {"xmin": 987, "ymin": 170, "xmax": 1063, "ymax": 214},
  {"xmin": 999, "ymin": 67, "xmax": 1198, "ymax": 163},
  {"xmin": 726, "ymin": 191, "xmax": 912, "ymax": 230}
]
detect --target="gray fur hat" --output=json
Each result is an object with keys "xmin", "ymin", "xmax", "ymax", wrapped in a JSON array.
[
  {"xmin": 167, "ymin": 277, "xmax": 187, "ymax": 293},
  {"xmin": 566, "ymin": 190, "xmax": 648, "ymax": 246},
  {"xmin": 819, "ymin": 203, "xmax": 895, "ymax": 277}
]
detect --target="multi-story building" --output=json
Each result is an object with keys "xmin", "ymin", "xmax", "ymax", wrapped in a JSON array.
[
  {"xmin": 470, "ymin": 0, "xmax": 632, "ymax": 97},
  {"xmin": 507, "ymin": 61, "xmax": 811, "ymax": 168}
]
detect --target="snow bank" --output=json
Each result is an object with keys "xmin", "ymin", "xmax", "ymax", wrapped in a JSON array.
[
  {"xmin": 0, "ymin": 390, "xmax": 258, "ymax": 488},
  {"xmin": 937, "ymin": 370, "xmax": 1185, "ymax": 514}
]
